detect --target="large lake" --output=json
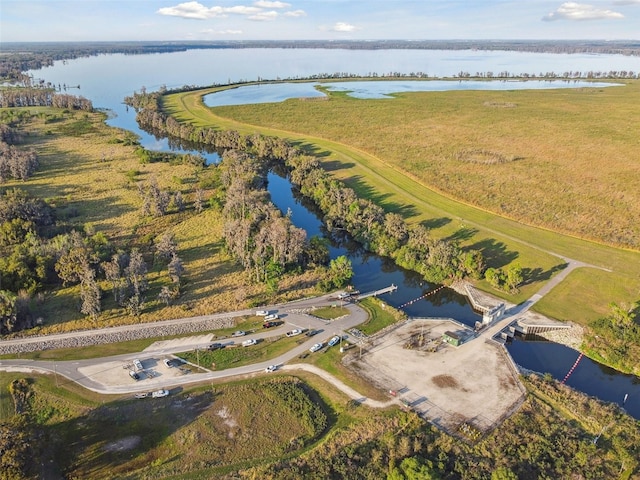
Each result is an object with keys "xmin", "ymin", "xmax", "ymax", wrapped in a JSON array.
[{"xmin": 28, "ymin": 48, "xmax": 640, "ymax": 418}]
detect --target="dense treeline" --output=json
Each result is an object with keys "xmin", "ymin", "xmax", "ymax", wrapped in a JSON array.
[
  {"xmin": 0, "ymin": 88, "xmax": 92, "ymax": 110},
  {"xmin": 126, "ymin": 89, "xmax": 485, "ymax": 285},
  {"xmin": 0, "ymin": 124, "xmax": 38, "ymax": 182},
  {"xmin": 582, "ymin": 301, "xmax": 640, "ymax": 376}
]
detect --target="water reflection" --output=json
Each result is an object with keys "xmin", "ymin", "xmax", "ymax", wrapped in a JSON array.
[{"xmin": 267, "ymin": 172, "xmax": 480, "ymax": 325}]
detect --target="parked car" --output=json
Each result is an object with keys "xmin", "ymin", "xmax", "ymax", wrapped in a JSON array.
[
  {"xmin": 163, "ymin": 358, "xmax": 173, "ymax": 368},
  {"xmin": 337, "ymin": 292, "xmax": 350, "ymax": 299},
  {"xmin": 328, "ymin": 335, "xmax": 341, "ymax": 347},
  {"xmin": 264, "ymin": 313, "xmax": 279, "ymax": 321},
  {"xmin": 133, "ymin": 359, "xmax": 143, "ymax": 371},
  {"xmin": 263, "ymin": 321, "xmax": 277, "ymax": 329},
  {"xmin": 255, "ymin": 310, "xmax": 269, "ymax": 316},
  {"xmin": 305, "ymin": 329, "xmax": 319, "ymax": 337},
  {"xmin": 129, "ymin": 370, "xmax": 140, "ymax": 381},
  {"xmin": 208, "ymin": 343, "xmax": 223, "ymax": 350},
  {"xmin": 286, "ymin": 329, "xmax": 302, "ymax": 337},
  {"xmin": 265, "ymin": 365, "xmax": 277, "ymax": 373},
  {"xmin": 242, "ymin": 339, "xmax": 257, "ymax": 347},
  {"xmin": 134, "ymin": 392, "xmax": 148, "ymax": 399},
  {"xmin": 151, "ymin": 389, "xmax": 169, "ymax": 398},
  {"xmin": 232, "ymin": 330, "xmax": 246, "ymax": 337},
  {"xmin": 309, "ymin": 343, "xmax": 323, "ymax": 353}
]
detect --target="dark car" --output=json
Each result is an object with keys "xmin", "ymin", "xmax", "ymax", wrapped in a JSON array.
[
  {"xmin": 305, "ymin": 329, "xmax": 319, "ymax": 337},
  {"xmin": 208, "ymin": 343, "xmax": 223, "ymax": 351},
  {"xmin": 263, "ymin": 321, "xmax": 277, "ymax": 328}
]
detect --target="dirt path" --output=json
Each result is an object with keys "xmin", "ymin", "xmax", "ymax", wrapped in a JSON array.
[{"xmin": 282, "ymin": 363, "xmax": 397, "ymax": 409}]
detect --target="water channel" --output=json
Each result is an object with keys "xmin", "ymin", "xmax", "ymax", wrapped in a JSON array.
[{"xmin": 27, "ymin": 48, "xmax": 640, "ymax": 418}]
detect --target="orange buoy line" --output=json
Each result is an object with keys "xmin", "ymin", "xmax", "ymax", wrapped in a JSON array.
[
  {"xmin": 398, "ymin": 285, "xmax": 446, "ymax": 309},
  {"xmin": 561, "ymin": 352, "xmax": 584, "ymax": 384}
]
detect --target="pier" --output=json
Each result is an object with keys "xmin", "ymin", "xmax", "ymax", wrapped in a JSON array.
[{"xmin": 356, "ymin": 284, "xmax": 398, "ymax": 299}]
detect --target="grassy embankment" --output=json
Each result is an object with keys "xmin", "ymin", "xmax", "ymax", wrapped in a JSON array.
[
  {"xmin": 0, "ymin": 108, "xmax": 323, "ymax": 332},
  {"xmin": 162, "ymin": 81, "xmax": 640, "ymax": 325}
]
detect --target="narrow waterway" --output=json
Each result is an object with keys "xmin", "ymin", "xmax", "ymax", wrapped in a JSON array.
[{"xmin": 267, "ymin": 172, "xmax": 640, "ymax": 419}]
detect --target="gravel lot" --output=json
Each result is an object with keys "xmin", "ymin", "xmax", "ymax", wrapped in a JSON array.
[{"xmin": 346, "ymin": 319, "xmax": 525, "ymax": 434}]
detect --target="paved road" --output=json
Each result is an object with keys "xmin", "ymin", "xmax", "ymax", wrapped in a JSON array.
[{"xmin": 0, "ymin": 294, "xmax": 374, "ymax": 397}]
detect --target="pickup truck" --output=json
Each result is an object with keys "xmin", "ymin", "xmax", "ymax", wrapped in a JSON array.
[
  {"xmin": 151, "ymin": 389, "xmax": 169, "ymax": 398},
  {"xmin": 286, "ymin": 329, "xmax": 302, "ymax": 337}
]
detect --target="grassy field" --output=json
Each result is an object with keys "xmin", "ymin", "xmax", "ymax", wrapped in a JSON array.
[
  {"xmin": 1, "ymin": 108, "xmax": 324, "ymax": 331},
  {"xmin": 162, "ymin": 82, "xmax": 640, "ymax": 324},
  {"xmin": 4, "ymin": 368, "xmax": 638, "ymax": 480}
]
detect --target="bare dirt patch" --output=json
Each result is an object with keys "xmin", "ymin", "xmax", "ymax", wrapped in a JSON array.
[
  {"xmin": 345, "ymin": 319, "xmax": 525, "ymax": 434},
  {"xmin": 431, "ymin": 374, "xmax": 460, "ymax": 389},
  {"xmin": 103, "ymin": 435, "xmax": 141, "ymax": 452}
]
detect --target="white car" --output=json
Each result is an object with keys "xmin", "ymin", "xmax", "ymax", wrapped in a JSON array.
[
  {"xmin": 134, "ymin": 392, "xmax": 149, "ymax": 399},
  {"xmin": 264, "ymin": 313, "xmax": 279, "ymax": 321},
  {"xmin": 309, "ymin": 343, "xmax": 323, "ymax": 353},
  {"xmin": 255, "ymin": 310, "xmax": 269, "ymax": 316},
  {"xmin": 328, "ymin": 335, "xmax": 341, "ymax": 347},
  {"xmin": 151, "ymin": 389, "xmax": 169, "ymax": 398},
  {"xmin": 242, "ymin": 338, "xmax": 257, "ymax": 347},
  {"xmin": 163, "ymin": 358, "xmax": 173, "ymax": 368},
  {"xmin": 265, "ymin": 365, "xmax": 277, "ymax": 373},
  {"xmin": 286, "ymin": 329, "xmax": 302, "ymax": 337},
  {"xmin": 133, "ymin": 359, "xmax": 143, "ymax": 371},
  {"xmin": 232, "ymin": 330, "xmax": 246, "ymax": 337}
]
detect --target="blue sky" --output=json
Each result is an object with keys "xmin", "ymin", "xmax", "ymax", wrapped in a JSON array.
[{"xmin": 2, "ymin": 1, "xmax": 639, "ymax": 42}]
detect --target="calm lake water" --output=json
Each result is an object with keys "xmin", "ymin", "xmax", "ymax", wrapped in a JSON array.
[
  {"xmin": 204, "ymin": 79, "xmax": 620, "ymax": 106},
  {"xmin": 28, "ymin": 48, "xmax": 640, "ymax": 418}
]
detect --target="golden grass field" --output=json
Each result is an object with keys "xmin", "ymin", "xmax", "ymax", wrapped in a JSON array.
[
  {"xmin": 5, "ymin": 110, "xmax": 322, "ymax": 332},
  {"xmin": 163, "ymin": 80, "xmax": 640, "ymax": 325}
]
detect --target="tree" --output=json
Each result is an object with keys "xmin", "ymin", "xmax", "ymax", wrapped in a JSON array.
[
  {"xmin": 101, "ymin": 253, "xmax": 126, "ymax": 304},
  {"xmin": 154, "ymin": 232, "xmax": 177, "ymax": 264},
  {"xmin": 491, "ymin": 467, "xmax": 518, "ymax": 480},
  {"xmin": 168, "ymin": 254, "xmax": 185, "ymax": 286},
  {"xmin": 505, "ymin": 263, "xmax": 523, "ymax": 293},
  {"xmin": 125, "ymin": 248, "xmax": 148, "ymax": 297},
  {"xmin": 158, "ymin": 285, "xmax": 173, "ymax": 306},
  {"xmin": 125, "ymin": 293, "xmax": 144, "ymax": 320},
  {"xmin": 329, "ymin": 255, "xmax": 353, "ymax": 288},
  {"xmin": 387, "ymin": 457, "xmax": 440, "ymax": 480},
  {"xmin": 0, "ymin": 289, "xmax": 17, "ymax": 334},
  {"xmin": 79, "ymin": 267, "xmax": 101, "ymax": 323},
  {"xmin": 54, "ymin": 231, "xmax": 91, "ymax": 286}
]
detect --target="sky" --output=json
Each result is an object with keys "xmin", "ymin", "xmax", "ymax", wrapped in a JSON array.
[{"xmin": 2, "ymin": 0, "xmax": 640, "ymax": 43}]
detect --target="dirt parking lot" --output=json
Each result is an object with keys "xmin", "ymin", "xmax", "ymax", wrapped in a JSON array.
[{"xmin": 347, "ymin": 319, "xmax": 525, "ymax": 434}]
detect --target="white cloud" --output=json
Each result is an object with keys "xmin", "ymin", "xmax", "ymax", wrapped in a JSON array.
[
  {"xmin": 157, "ymin": 2, "xmax": 262, "ymax": 20},
  {"xmin": 284, "ymin": 9, "xmax": 306, "ymax": 17},
  {"xmin": 331, "ymin": 22, "xmax": 359, "ymax": 32},
  {"xmin": 253, "ymin": 0, "xmax": 290, "ymax": 8},
  {"xmin": 249, "ymin": 10, "xmax": 279, "ymax": 21},
  {"xmin": 225, "ymin": 5, "xmax": 262, "ymax": 15},
  {"xmin": 612, "ymin": 0, "xmax": 640, "ymax": 4},
  {"xmin": 542, "ymin": 2, "xmax": 624, "ymax": 21}
]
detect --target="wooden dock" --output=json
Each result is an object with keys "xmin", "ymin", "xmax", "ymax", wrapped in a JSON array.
[{"xmin": 357, "ymin": 284, "xmax": 398, "ymax": 299}]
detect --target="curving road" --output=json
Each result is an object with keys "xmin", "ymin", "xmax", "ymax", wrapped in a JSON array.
[{"xmin": 0, "ymin": 292, "xmax": 397, "ymax": 407}]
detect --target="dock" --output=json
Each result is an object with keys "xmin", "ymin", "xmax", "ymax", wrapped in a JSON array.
[{"xmin": 356, "ymin": 284, "xmax": 398, "ymax": 299}]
